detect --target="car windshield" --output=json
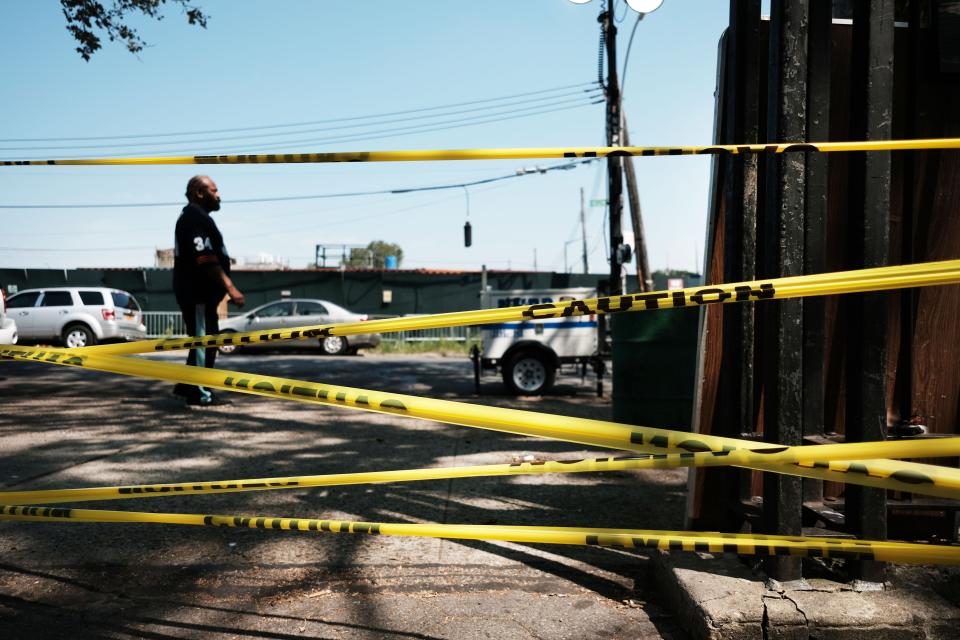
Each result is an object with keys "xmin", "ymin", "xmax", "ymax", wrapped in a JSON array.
[{"xmin": 111, "ymin": 291, "xmax": 140, "ymax": 311}]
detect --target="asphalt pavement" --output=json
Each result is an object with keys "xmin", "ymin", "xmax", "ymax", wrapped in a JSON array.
[{"xmin": 0, "ymin": 350, "xmax": 689, "ymax": 639}]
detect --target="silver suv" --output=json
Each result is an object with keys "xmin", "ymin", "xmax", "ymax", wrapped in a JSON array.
[
  {"xmin": 5, "ymin": 287, "xmax": 146, "ymax": 348},
  {"xmin": 0, "ymin": 290, "xmax": 17, "ymax": 345}
]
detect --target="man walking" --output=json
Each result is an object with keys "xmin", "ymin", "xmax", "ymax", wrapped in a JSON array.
[{"xmin": 172, "ymin": 175, "xmax": 244, "ymax": 406}]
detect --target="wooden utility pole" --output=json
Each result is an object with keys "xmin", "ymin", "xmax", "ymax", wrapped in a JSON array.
[{"xmin": 580, "ymin": 188, "xmax": 589, "ymax": 274}]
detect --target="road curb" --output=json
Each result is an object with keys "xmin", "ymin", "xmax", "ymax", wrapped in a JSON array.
[{"xmin": 651, "ymin": 549, "xmax": 960, "ymax": 639}]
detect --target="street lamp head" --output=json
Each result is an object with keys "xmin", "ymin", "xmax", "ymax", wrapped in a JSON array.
[
  {"xmin": 568, "ymin": 0, "xmax": 663, "ymax": 12},
  {"xmin": 625, "ymin": 0, "xmax": 663, "ymax": 13}
]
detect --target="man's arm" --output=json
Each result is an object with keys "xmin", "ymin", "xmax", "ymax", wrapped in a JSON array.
[{"xmin": 204, "ymin": 263, "xmax": 244, "ymax": 307}]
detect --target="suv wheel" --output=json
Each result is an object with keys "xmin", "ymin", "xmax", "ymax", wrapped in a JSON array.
[
  {"xmin": 503, "ymin": 349, "xmax": 555, "ymax": 395},
  {"xmin": 62, "ymin": 323, "xmax": 96, "ymax": 348},
  {"xmin": 321, "ymin": 335, "xmax": 349, "ymax": 355}
]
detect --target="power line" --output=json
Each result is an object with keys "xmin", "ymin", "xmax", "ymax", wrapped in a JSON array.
[
  {"xmin": 0, "ymin": 158, "xmax": 597, "ymax": 209},
  {"xmin": 8, "ymin": 99, "xmax": 602, "ymax": 160},
  {"xmin": 0, "ymin": 90, "xmax": 602, "ymax": 152},
  {"xmin": 0, "ymin": 82, "xmax": 599, "ymax": 143}
]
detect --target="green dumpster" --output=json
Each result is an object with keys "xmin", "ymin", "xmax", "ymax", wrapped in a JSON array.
[{"xmin": 611, "ymin": 307, "xmax": 699, "ymax": 430}]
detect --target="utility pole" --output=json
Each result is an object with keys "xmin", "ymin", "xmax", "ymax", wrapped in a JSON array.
[
  {"xmin": 580, "ymin": 187, "xmax": 589, "ymax": 274},
  {"xmin": 601, "ymin": 6, "xmax": 625, "ymax": 296},
  {"xmin": 622, "ymin": 115, "xmax": 652, "ymax": 291}
]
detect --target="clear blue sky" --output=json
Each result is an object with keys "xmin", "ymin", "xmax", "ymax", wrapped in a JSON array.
[{"xmin": 0, "ymin": 0, "xmax": 729, "ymax": 274}]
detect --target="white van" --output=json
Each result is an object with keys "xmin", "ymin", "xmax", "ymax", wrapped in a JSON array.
[
  {"xmin": 5, "ymin": 287, "xmax": 146, "ymax": 348},
  {"xmin": 474, "ymin": 287, "xmax": 599, "ymax": 395}
]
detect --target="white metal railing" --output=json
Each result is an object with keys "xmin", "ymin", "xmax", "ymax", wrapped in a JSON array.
[
  {"xmin": 142, "ymin": 312, "xmax": 187, "ymax": 338},
  {"xmin": 142, "ymin": 311, "xmax": 479, "ymax": 343}
]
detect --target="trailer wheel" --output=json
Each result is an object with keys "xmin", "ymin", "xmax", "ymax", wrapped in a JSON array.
[{"xmin": 503, "ymin": 349, "xmax": 555, "ymax": 395}]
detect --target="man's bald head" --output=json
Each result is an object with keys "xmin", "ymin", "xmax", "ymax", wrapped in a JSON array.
[{"xmin": 185, "ymin": 175, "xmax": 221, "ymax": 212}]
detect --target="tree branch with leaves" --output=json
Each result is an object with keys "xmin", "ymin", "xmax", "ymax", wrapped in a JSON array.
[{"xmin": 60, "ymin": 0, "xmax": 208, "ymax": 61}]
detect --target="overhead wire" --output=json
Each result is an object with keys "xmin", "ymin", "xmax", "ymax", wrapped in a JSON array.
[
  {"xmin": 0, "ymin": 89, "xmax": 603, "ymax": 152},
  {"xmin": 0, "ymin": 82, "xmax": 599, "ymax": 143},
  {"xmin": 0, "ymin": 158, "xmax": 597, "ymax": 209},
  {"xmin": 5, "ymin": 99, "xmax": 603, "ymax": 160}
]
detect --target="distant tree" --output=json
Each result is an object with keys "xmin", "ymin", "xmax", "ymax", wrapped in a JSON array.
[
  {"xmin": 346, "ymin": 241, "xmax": 404, "ymax": 269},
  {"xmin": 60, "ymin": 0, "xmax": 208, "ymax": 61}
]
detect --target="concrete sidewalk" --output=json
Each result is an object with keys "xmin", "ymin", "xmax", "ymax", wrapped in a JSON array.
[
  {"xmin": 0, "ymin": 353, "xmax": 687, "ymax": 639},
  {"xmin": 1, "ymin": 352, "xmax": 958, "ymax": 638}
]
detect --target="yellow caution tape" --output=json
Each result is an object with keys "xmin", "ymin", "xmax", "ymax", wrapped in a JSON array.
[
  {"xmin": 3, "ymin": 344, "xmax": 960, "ymax": 499},
  {"xmin": 3, "ymin": 138, "xmax": 960, "ymax": 166},
  {"xmin": 2, "ymin": 453, "xmax": 957, "ymax": 507},
  {"xmin": 2, "ymin": 505, "xmax": 956, "ymax": 565},
  {"xmin": 81, "ymin": 259, "xmax": 960, "ymax": 356}
]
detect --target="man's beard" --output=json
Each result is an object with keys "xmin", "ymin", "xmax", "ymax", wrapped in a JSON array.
[{"xmin": 205, "ymin": 198, "xmax": 221, "ymax": 212}]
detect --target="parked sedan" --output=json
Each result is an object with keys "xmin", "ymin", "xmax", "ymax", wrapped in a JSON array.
[
  {"xmin": 5, "ymin": 287, "xmax": 146, "ymax": 347},
  {"xmin": 217, "ymin": 298, "xmax": 380, "ymax": 355}
]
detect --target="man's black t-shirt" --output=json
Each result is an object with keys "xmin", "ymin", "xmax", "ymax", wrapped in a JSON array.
[{"xmin": 173, "ymin": 203, "xmax": 231, "ymax": 304}]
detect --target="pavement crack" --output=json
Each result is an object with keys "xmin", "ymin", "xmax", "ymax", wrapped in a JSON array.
[{"xmin": 783, "ymin": 592, "xmax": 809, "ymax": 627}]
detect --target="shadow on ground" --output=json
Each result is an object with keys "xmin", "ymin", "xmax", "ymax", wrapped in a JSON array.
[{"xmin": 0, "ymin": 353, "xmax": 688, "ymax": 639}]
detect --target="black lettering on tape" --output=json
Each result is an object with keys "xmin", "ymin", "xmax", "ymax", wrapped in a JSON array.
[
  {"xmin": 734, "ymin": 283, "xmax": 776, "ymax": 301},
  {"xmin": 523, "ymin": 303, "xmax": 558, "ymax": 320},
  {"xmin": 633, "ymin": 292, "xmax": 670, "ymax": 309},
  {"xmin": 690, "ymin": 288, "xmax": 732, "ymax": 305},
  {"xmin": 585, "ymin": 535, "xmax": 600, "ymax": 546},
  {"xmin": 783, "ymin": 143, "xmax": 819, "ymax": 153},
  {"xmin": 253, "ymin": 382, "xmax": 276, "ymax": 392},
  {"xmin": 676, "ymin": 439, "xmax": 713, "ymax": 453},
  {"xmin": 292, "ymin": 386, "xmax": 316, "ymax": 398},
  {"xmin": 890, "ymin": 470, "xmax": 935, "ymax": 485},
  {"xmin": 356, "ymin": 395, "xmax": 369, "ymax": 405},
  {"xmin": 596, "ymin": 296, "xmax": 633, "ymax": 314},
  {"xmin": 380, "ymin": 399, "xmax": 408, "ymax": 411},
  {"xmin": 560, "ymin": 300, "xmax": 592, "ymax": 317},
  {"xmin": 336, "ymin": 392, "xmax": 347, "ymax": 402},
  {"xmin": 751, "ymin": 446, "xmax": 788, "ymax": 455}
]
